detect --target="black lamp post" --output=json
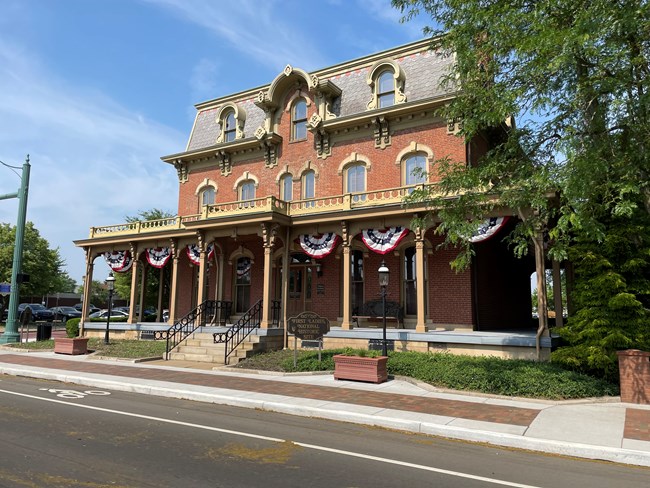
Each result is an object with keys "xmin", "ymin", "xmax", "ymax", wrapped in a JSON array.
[
  {"xmin": 105, "ymin": 272, "xmax": 115, "ymax": 345},
  {"xmin": 378, "ymin": 260, "xmax": 389, "ymax": 357}
]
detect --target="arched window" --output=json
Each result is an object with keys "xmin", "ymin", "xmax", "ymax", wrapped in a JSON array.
[
  {"xmin": 345, "ymin": 164, "xmax": 366, "ymax": 202},
  {"xmin": 404, "ymin": 154, "xmax": 427, "ymax": 188},
  {"xmin": 235, "ymin": 257, "xmax": 251, "ymax": 313},
  {"xmin": 239, "ymin": 180, "xmax": 256, "ymax": 208},
  {"xmin": 281, "ymin": 174, "xmax": 293, "ymax": 201},
  {"xmin": 223, "ymin": 111, "xmax": 236, "ymax": 142},
  {"xmin": 302, "ymin": 170, "xmax": 315, "ymax": 200},
  {"xmin": 377, "ymin": 70, "xmax": 395, "ymax": 108},
  {"xmin": 201, "ymin": 186, "xmax": 216, "ymax": 206},
  {"xmin": 292, "ymin": 98, "xmax": 307, "ymax": 141}
]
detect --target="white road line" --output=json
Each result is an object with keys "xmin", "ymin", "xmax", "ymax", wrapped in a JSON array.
[{"xmin": 0, "ymin": 388, "xmax": 543, "ymax": 488}]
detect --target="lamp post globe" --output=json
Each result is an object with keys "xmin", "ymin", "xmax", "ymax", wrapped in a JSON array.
[
  {"xmin": 104, "ymin": 272, "xmax": 115, "ymax": 345},
  {"xmin": 378, "ymin": 260, "xmax": 389, "ymax": 357}
]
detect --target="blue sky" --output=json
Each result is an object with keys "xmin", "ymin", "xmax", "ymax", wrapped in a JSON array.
[{"xmin": 0, "ymin": 0, "xmax": 430, "ymax": 286}]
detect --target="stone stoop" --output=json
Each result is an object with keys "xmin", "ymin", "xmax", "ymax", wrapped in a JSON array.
[{"xmin": 169, "ymin": 332, "xmax": 262, "ymax": 365}]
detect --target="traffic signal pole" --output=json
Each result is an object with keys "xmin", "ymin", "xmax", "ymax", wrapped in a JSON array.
[{"xmin": 0, "ymin": 155, "xmax": 31, "ymax": 344}]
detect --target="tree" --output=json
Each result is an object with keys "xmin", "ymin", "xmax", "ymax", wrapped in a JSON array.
[
  {"xmin": 0, "ymin": 221, "xmax": 75, "ymax": 296},
  {"xmin": 392, "ymin": 0, "xmax": 650, "ymax": 375}
]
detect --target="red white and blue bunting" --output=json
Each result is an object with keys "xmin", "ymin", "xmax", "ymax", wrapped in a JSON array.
[
  {"xmin": 186, "ymin": 243, "xmax": 216, "ymax": 266},
  {"xmin": 298, "ymin": 233, "xmax": 339, "ymax": 259},
  {"xmin": 361, "ymin": 227, "xmax": 409, "ymax": 254},
  {"xmin": 469, "ymin": 217, "xmax": 509, "ymax": 243},
  {"xmin": 145, "ymin": 247, "xmax": 172, "ymax": 268},
  {"xmin": 103, "ymin": 251, "xmax": 133, "ymax": 273}
]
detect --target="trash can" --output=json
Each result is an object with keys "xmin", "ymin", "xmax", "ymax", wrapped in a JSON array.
[{"xmin": 36, "ymin": 323, "xmax": 52, "ymax": 341}]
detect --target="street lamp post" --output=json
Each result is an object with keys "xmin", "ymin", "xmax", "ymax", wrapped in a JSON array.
[
  {"xmin": 105, "ymin": 272, "xmax": 115, "ymax": 345},
  {"xmin": 378, "ymin": 260, "xmax": 390, "ymax": 357}
]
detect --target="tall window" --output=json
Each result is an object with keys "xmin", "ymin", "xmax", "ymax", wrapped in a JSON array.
[
  {"xmin": 239, "ymin": 180, "xmax": 255, "ymax": 208},
  {"xmin": 377, "ymin": 71, "xmax": 395, "ymax": 108},
  {"xmin": 351, "ymin": 250, "xmax": 364, "ymax": 313},
  {"xmin": 292, "ymin": 99, "xmax": 307, "ymax": 140},
  {"xmin": 302, "ymin": 170, "xmax": 315, "ymax": 199},
  {"xmin": 404, "ymin": 154, "xmax": 426, "ymax": 188},
  {"xmin": 404, "ymin": 247, "xmax": 417, "ymax": 315},
  {"xmin": 223, "ymin": 111, "xmax": 236, "ymax": 142},
  {"xmin": 346, "ymin": 164, "xmax": 366, "ymax": 202},
  {"xmin": 235, "ymin": 257, "xmax": 251, "ymax": 313},
  {"xmin": 201, "ymin": 186, "xmax": 216, "ymax": 206},
  {"xmin": 281, "ymin": 174, "xmax": 293, "ymax": 201}
]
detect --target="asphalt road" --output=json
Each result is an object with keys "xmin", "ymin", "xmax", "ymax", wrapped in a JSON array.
[{"xmin": 0, "ymin": 375, "xmax": 647, "ymax": 488}]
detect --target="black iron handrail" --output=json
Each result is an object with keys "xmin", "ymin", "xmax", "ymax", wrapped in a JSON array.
[
  {"xmin": 156, "ymin": 300, "xmax": 232, "ymax": 360},
  {"xmin": 214, "ymin": 299, "xmax": 280, "ymax": 364}
]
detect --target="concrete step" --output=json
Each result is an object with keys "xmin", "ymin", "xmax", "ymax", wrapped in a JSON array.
[{"xmin": 168, "ymin": 352, "xmax": 224, "ymax": 363}]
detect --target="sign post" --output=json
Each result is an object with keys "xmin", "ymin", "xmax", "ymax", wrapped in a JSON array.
[{"xmin": 287, "ymin": 312, "xmax": 330, "ymax": 368}]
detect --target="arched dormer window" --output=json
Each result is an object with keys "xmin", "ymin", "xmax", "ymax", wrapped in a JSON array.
[
  {"xmin": 366, "ymin": 59, "xmax": 406, "ymax": 110},
  {"xmin": 292, "ymin": 98, "xmax": 307, "ymax": 141},
  {"xmin": 377, "ymin": 71, "xmax": 395, "ymax": 108},
  {"xmin": 216, "ymin": 103, "xmax": 246, "ymax": 143},
  {"xmin": 223, "ymin": 111, "xmax": 236, "ymax": 142}
]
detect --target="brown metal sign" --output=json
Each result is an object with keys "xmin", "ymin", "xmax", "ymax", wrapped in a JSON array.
[{"xmin": 287, "ymin": 312, "xmax": 330, "ymax": 340}]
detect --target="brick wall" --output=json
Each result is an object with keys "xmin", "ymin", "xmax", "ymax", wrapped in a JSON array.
[{"xmin": 618, "ymin": 349, "xmax": 650, "ymax": 404}]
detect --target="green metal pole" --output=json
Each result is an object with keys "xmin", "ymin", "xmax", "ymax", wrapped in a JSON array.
[{"xmin": 1, "ymin": 156, "xmax": 31, "ymax": 344}]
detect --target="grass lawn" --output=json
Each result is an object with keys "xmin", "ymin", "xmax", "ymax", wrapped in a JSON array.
[{"xmin": 4, "ymin": 338, "xmax": 167, "ymax": 359}]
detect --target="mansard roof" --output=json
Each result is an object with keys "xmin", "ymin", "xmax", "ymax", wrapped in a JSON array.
[{"xmin": 183, "ymin": 38, "xmax": 454, "ymax": 154}]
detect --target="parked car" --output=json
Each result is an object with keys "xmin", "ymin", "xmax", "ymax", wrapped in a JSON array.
[
  {"xmin": 89, "ymin": 309, "xmax": 129, "ymax": 319},
  {"xmin": 17, "ymin": 303, "xmax": 54, "ymax": 322},
  {"xmin": 49, "ymin": 306, "xmax": 82, "ymax": 322},
  {"xmin": 73, "ymin": 303, "xmax": 100, "ymax": 314}
]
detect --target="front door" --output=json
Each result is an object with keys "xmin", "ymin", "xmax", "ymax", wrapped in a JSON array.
[{"xmin": 287, "ymin": 254, "xmax": 313, "ymax": 316}]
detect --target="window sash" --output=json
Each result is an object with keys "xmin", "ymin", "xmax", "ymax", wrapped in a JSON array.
[{"xmin": 405, "ymin": 155, "xmax": 426, "ymax": 186}]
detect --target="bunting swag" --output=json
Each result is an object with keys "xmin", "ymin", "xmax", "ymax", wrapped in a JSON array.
[
  {"xmin": 145, "ymin": 247, "xmax": 172, "ymax": 268},
  {"xmin": 186, "ymin": 244, "xmax": 216, "ymax": 266},
  {"xmin": 469, "ymin": 217, "xmax": 510, "ymax": 243},
  {"xmin": 298, "ymin": 233, "xmax": 339, "ymax": 259},
  {"xmin": 361, "ymin": 227, "xmax": 408, "ymax": 254},
  {"xmin": 103, "ymin": 251, "xmax": 133, "ymax": 273}
]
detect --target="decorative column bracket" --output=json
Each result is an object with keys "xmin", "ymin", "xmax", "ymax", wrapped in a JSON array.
[
  {"xmin": 255, "ymin": 129, "xmax": 282, "ymax": 169},
  {"xmin": 216, "ymin": 150, "xmax": 232, "ymax": 177},
  {"xmin": 173, "ymin": 159, "xmax": 188, "ymax": 183},
  {"xmin": 372, "ymin": 115, "xmax": 391, "ymax": 149}
]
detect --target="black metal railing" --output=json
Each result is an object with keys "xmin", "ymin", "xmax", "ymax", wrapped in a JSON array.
[
  {"xmin": 156, "ymin": 300, "xmax": 232, "ymax": 360},
  {"xmin": 213, "ymin": 299, "xmax": 280, "ymax": 364}
]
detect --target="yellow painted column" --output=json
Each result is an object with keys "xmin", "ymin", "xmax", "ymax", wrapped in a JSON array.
[
  {"xmin": 168, "ymin": 243, "xmax": 179, "ymax": 324},
  {"xmin": 80, "ymin": 247, "xmax": 94, "ymax": 336},
  {"xmin": 138, "ymin": 264, "xmax": 147, "ymax": 322},
  {"xmin": 196, "ymin": 238, "xmax": 207, "ymax": 307},
  {"xmin": 341, "ymin": 244, "xmax": 352, "ymax": 329},
  {"xmin": 260, "ymin": 243, "xmax": 273, "ymax": 329},
  {"xmin": 415, "ymin": 235, "xmax": 428, "ymax": 332},
  {"xmin": 128, "ymin": 245, "xmax": 140, "ymax": 324},
  {"xmin": 533, "ymin": 231, "xmax": 549, "ymax": 360}
]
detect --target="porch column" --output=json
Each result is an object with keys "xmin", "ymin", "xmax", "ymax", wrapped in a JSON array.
[
  {"xmin": 341, "ymin": 222, "xmax": 352, "ymax": 329},
  {"xmin": 138, "ymin": 264, "xmax": 147, "ymax": 322},
  {"xmin": 80, "ymin": 247, "xmax": 94, "ymax": 336},
  {"xmin": 168, "ymin": 239, "xmax": 179, "ymax": 324},
  {"xmin": 415, "ymin": 229, "xmax": 428, "ymax": 332},
  {"xmin": 260, "ymin": 223, "xmax": 278, "ymax": 329},
  {"xmin": 196, "ymin": 232, "xmax": 208, "ymax": 306},
  {"xmin": 533, "ymin": 230, "xmax": 549, "ymax": 360},
  {"xmin": 282, "ymin": 227, "xmax": 290, "ymax": 348},
  {"xmin": 216, "ymin": 252, "xmax": 224, "ymax": 301},
  {"xmin": 552, "ymin": 259, "xmax": 564, "ymax": 328},
  {"xmin": 127, "ymin": 244, "xmax": 139, "ymax": 324}
]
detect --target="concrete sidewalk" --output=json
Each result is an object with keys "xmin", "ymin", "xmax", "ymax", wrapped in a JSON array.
[{"xmin": 0, "ymin": 349, "xmax": 649, "ymax": 467}]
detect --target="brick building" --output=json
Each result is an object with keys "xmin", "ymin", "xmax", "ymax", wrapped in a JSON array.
[{"xmin": 74, "ymin": 39, "xmax": 556, "ymax": 360}]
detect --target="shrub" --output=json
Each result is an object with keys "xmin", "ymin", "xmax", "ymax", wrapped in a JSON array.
[{"xmin": 66, "ymin": 318, "xmax": 80, "ymax": 338}]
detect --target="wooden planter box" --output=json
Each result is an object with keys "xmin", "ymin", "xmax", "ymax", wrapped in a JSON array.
[
  {"xmin": 54, "ymin": 337, "xmax": 89, "ymax": 355},
  {"xmin": 333, "ymin": 354, "xmax": 388, "ymax": 384}
]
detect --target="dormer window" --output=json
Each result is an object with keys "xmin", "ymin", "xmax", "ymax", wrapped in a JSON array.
[
  {"xmin": 292, "ymin": 98, "xmax": 307, "ymax": 141},
  {"xmin": 377, "ymin": 71, "xmax": 395, "ymax": 108},
  {"xmin": 216, "ymin": 103, "xmax": 246, "ymax": 144},
  {"xmin": 366, "ymin": 59, "xmax": 407, "ymax": 110},
  {"xmin": 223, "ymin": 111, "xmax": 236, "ymax": 142}
]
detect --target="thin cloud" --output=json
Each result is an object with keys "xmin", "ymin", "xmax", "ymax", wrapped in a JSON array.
[{"xmin": 0, "ymin": 39, "xmax": 183, "ymax": 282}]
